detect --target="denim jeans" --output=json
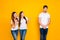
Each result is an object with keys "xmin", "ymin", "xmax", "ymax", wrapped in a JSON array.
[
  {"xmin": 40, "ymin": 28, "xmax": 48, "ymax": 40},
  {"xmin": 11, "ymin": 30, "xmax": 18, "ymax": 40},
  {"xmin": 20, "ymin": 29, "xmax": 27, "ymax": 40}
]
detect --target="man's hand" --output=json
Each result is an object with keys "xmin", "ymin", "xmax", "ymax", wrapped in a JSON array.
[
  {"xmin": 41, "ymin": 25, "xmax": 47, "ymax": 29},
  {"xmin": 43, "ymin": 25, "xmax": 47, "ymax": 29}
]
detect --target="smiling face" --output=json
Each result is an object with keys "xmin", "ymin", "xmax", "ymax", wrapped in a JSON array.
[
  {"xmin": 43, "ymin": 7, "xmax": 48, "ymax": 12},
  {"xmin": 14, "ymin": 13, "xmax": 17, "ymax": 18},
  {"xmin": 43, "ymin": 5, "xmax": 48, "ymax": 12},
  {"xmin": 21, "ymin": 12, "xmax": 24, "ymax": 17}
]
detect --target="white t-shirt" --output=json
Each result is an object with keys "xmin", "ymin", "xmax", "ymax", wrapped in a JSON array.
[
  {"xmin": 20, "ymin": 17, "xmax": 28, "ymax": 30},
  {"xmin": 39, "ymin": 12, "xmax": 50, "ymax": 28},
  {"xmin": 11, "ymin": 19, "xmax": 18, "ymax": 30}
]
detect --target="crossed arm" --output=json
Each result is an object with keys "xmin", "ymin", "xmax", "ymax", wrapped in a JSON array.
[{"xmin": 38, "ymin": 17, "xmax": 50, "ymax": 29}]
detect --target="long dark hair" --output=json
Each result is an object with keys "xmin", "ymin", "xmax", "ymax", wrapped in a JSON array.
[
  {"xmin": 19, "ymin": 11, "xmax": 27, "ymax": 27},
  {"xmin": 11, "ymin": 12, "xmax": 18, "ymax": 24}
]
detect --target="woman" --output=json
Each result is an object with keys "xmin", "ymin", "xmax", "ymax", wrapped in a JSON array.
[
  {"xmin": 19, "ymin": 11, "xmax": 28, "ymax": 40},
  {"xmin": 11, "ymin": 12, "xmax": 18, "ymax": 40}
]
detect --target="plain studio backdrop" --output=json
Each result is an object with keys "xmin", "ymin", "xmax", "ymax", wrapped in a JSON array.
[{"xmin": 0, "ymin": 0, "xmax": 60, "ymax": 40}]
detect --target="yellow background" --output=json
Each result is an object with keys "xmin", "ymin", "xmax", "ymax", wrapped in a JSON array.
[{"xmin": 0, "ymin": 0, "xmax": 60, "ymax": 40}]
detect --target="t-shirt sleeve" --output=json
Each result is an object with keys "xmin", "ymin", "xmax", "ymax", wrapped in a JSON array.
[
  {"xmin": 26, "ymin": 17, "xmax": 28, "ymax": 21},
  {"xmin": 39, "ymin": 13, "xmax": 42, "ymax": 18},
  {"xmin": 48, "ymin": 13, "xmax": 50, "ymax": 18}
]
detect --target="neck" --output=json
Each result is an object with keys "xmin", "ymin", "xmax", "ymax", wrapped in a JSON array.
[
  {"xmin": 14, "ymin": 17, "xmax": 16, "ymax": 19},
  {"xmin": 43, "ymin": 11, "xmax": 47, "ymax": 13},
  {"xmin": 21, "ymin": 16, "xmax": 23, "ymax": 18}
]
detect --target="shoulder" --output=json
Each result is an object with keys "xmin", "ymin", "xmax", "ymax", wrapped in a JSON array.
[
  {"xmin": 39, "ymin": 12, "xmax": 43, "ymax": 15},
  {"xmin": 46, "ymin": 12, "xmax": 50, "ymax": 18},
  {"xmin": 39, "ymin": 12, "xmax": 43, "ymax": 18},
  {"xmin": 47, "ymin": 12, "xmax": 50, "ymax": 15}
]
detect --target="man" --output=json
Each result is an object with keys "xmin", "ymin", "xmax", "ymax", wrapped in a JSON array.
[{"xmin": 39, "ymin": 5, "xmax": 50, "ymax": 40}]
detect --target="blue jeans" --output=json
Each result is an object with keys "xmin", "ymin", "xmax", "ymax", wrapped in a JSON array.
[
  {"xmin": 40, "ymin": 28, "xmax": 48, "ymax": 40},
  {"xmin": 11, "ymin": 30, "xmax": 18, "ymax": 40},
  {"xmin": 20, "ymin": 29, "xmax": 27, "ymax": 40}
]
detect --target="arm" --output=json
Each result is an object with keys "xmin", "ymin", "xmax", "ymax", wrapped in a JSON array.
[
  {"xmin": 39, "ymin": 17, "xmax": 41, "ymax": 25},
  {"xmin": 44, "ymin": 14, "xmax": 51, "ymax": 29},
  {"xmin": 26, "ymin": 17, "xmax": 28, "ymax": 24},
  {"xmin": 11, "ymin": 20, "xmax": 15, "ymax": 28},
  {"xmin": 47, "ymin": 14, "xmax": 51, "ymax": 26},
  {"xmin": 46, "ymin": 18, "xmax": 51, "ymax": 26},
  {"xmin": 38, "ymin": 17, "xmax": 45, "ymax": 28},
  {"xmin": 44, "ymin": 18, "xmax": 50, "ymax": 29}
]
